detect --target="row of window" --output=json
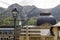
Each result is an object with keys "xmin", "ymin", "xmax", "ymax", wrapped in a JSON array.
[
  {"xmin": 0, "ymin": 31, "xmax": 14, "ymax": 34},
  {"xmin": 0, "ymin": 38, "xmax": 19, "ymax": 40},
  {"xmin": 0, "ymin": 38, "xmax": 14, "ymax": 40}
]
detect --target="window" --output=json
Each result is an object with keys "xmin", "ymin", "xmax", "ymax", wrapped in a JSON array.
[
  {"xmin": 3, "ymin": 32, "xmax": 7, "ymax": 34},
  {"xmin": 10, "ymin": 38, "xmax": 14, "ymax": 40},
  {"xmin": 1, "ymin": 38, "xmax": 3, "ymax": 40},
  {"xmin": 4, "ymin": 38, "xmax": 8, "ymax": 40},
  {"xmin": 4, "ymin": 38, "xmax": 6, "ymax": 40},
  {"xmin": 40, "ymin": 13, "xmax": 51, "ymax": 16},
  {"xmin": 8, "ymin": 31, "xmax": 13, "ymax": 34}
]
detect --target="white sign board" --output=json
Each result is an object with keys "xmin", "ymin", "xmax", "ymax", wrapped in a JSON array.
[
  {"xmin": 19, "ymin": 21, "xmax": 22, "ymax": 25},
  {"xmin": 40, "ymin": 29, "xmax": 50, "ymax": 36}
]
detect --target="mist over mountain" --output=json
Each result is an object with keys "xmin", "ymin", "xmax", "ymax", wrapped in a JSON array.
[{"xmin": 0, "ymin": 4, "xmax": 60, "ymax": 21}]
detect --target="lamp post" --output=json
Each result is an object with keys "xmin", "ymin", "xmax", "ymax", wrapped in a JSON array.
[{"xmin": 12, "ymin": 8, "xmax": 19, "ymax": 40}]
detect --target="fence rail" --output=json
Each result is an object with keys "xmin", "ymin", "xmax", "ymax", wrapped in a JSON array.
[{"xmin": 20, "ymin": 36, "xmax": 54, "ymax": 40}]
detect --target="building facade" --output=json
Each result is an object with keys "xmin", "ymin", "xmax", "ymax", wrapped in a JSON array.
[{"xmin": 0, "ymin": 24, "xmax": 59, "ymax": 40}]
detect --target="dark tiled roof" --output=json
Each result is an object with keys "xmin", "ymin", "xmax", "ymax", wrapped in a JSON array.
[{"xmin": 37, "ymin": 16, "xmax": 56, "ymax": 26}]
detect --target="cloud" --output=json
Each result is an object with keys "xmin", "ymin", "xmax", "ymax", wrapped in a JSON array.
[{"xmin": 0, "ymin": 0, "xmax": 60, "ymax": 9}]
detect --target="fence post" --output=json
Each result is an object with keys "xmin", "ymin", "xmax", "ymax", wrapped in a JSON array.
[
  {"xmin": 42, "ymin": 36, "xmax": 45, "ymax": 40},
  {"xmin": 26, "ymin": 25, "xmax": 29, "ymax": 40}
]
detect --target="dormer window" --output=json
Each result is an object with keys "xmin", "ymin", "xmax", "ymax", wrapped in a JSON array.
[{"xmin": 40, "ymin": 13, "xmax": 51, "ymax": 16}]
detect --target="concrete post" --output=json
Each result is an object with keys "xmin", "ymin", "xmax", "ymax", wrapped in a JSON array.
[{"xmin": 53, "ymin": 27, "xmax": 58, "ymax": 40}]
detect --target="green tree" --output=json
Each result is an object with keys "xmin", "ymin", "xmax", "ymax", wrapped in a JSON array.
[
  {"xmin": 0, "ymin": 19, "xmax": 4, "ymax": 25},
  {"xmin": 3, "ymin": 18, "xmax": 10, "ymax": 25},
  {"xmin": 2, "ymin": 17, "xmax": 13, "ymax": 26},
  {"xmin": 28, "ymin": 17, "xmax": 37, "ymax": 25}
]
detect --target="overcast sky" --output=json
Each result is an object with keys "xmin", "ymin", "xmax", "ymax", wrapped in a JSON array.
[{"xmin": 0, "ymin": 0, "xmax": 60, "ymax": 9}]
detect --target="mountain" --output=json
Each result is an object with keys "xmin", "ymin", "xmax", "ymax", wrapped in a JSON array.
[
  {"xmin": 51, "ymin": 4, "xmax": 60, "ymax": 21},
  {"xmin": 8, "ymin": 3, "xmax": 24, "ymax": 19},
  {"xmin": 0, "ymin": 7, "xmax": 5, "ymax": 14},
  {"xmin": 0, "ymin": 3, "xmax": 60, "ymax": 25},
  {"xmin": 0, "ymin": 3, "xmax": 60, "ymax": 21},
  {"xmin": 23, "ymin": 5, "xmax": 41, "ymax": 18}
]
